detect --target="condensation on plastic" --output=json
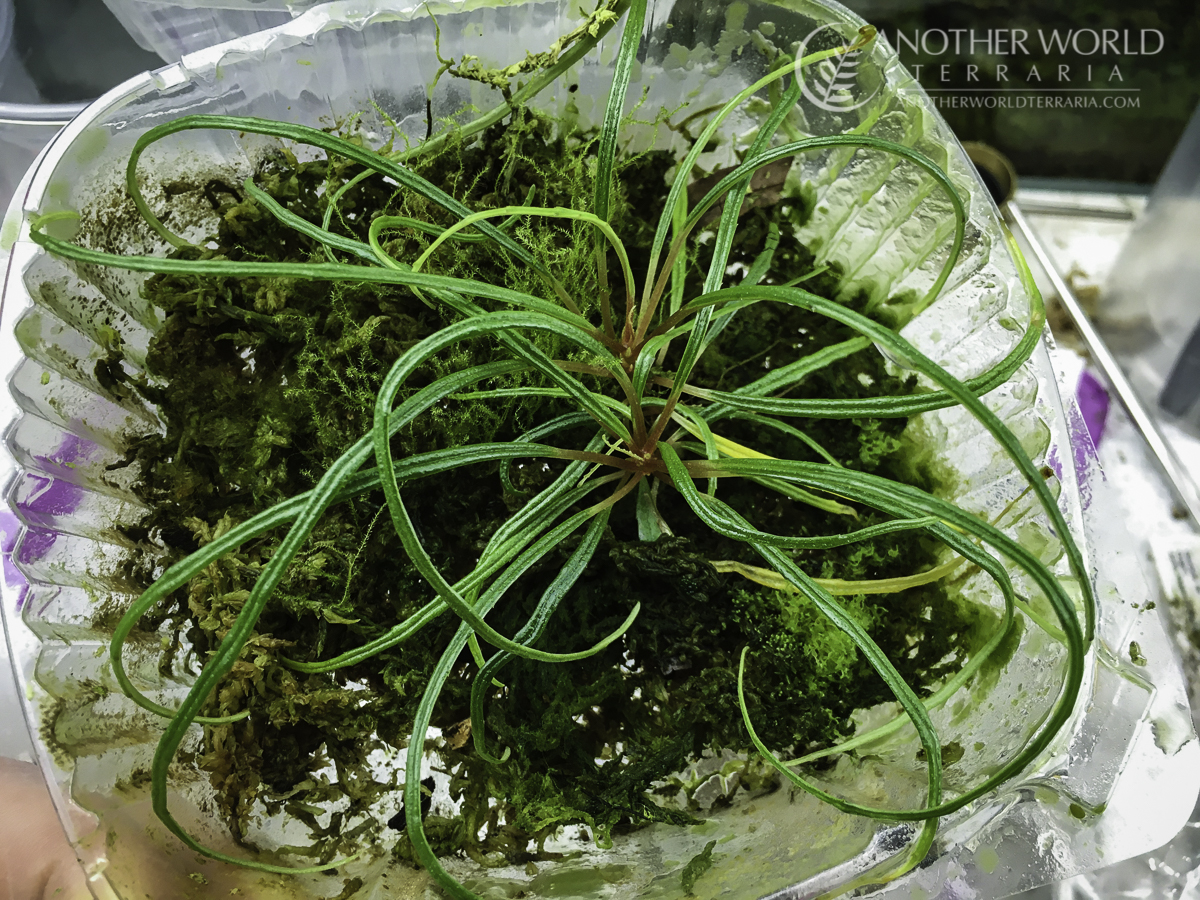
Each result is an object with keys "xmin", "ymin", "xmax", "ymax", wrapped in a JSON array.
[
  {"xmin": 98, "ymin": 0, "xmax": 318, "ymax": 61},
  {"xmin": 0, "ymin": 1, "xmax": 1196, "ymax": 898}
]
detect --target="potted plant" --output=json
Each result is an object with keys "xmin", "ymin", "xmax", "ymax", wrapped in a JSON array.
[{"xmin": 1, "ymin": 1, "xmax": 1145, "ymax": 898}]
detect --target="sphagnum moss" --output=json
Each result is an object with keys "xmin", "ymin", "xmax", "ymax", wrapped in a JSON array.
[{"xmin": 30, "ymin": 2, "xmax": 1091, "ymax": 897}]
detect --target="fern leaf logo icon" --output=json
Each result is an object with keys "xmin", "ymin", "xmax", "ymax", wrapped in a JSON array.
[{"xmin": 796, "ymin": 25, "xmax": 880, "ymax": 114}]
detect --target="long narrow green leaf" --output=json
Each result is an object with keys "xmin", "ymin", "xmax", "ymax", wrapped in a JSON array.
[
  {"xmin": 370, "ymin": 317, "xmax": 639, "ymax": 655},
  {"xmin": 661, "ymin": 447, "xmax": 945, "ymax": 823},
  {"xmin": 284, "ymin": 464, "xmax": 615, "ymax": 673},
  {"xmin": 693, "ymin": 295, "xmax": 1040, "ymax": 418},
  {"xmin": 687, "ymin": 453, "xmax": 1085, "ymax": 818},
  {"xmin": 242, "ymin": 178, "xmax": 379, "ymax": 263},
  {"xmin": 471, "ymin": 509, "xmax": 611, "ymax": 763},
  {"xmin": 290, "ymin": 432, "xmax": 617, "ymax": 674},
  {"xmin": 109, "ymin": 358, "xmax": 527, "ymax": 715},
  {"xmin": 471, "ymin": 434, "xmax": 607, "ymax": 597},
  {"xmin": 641, "ymin": 42, "xmax": 866, "ymax": 302},
  {"xmin": 594, "ymin": 0, "xmax": 647, "ymax": 224},
  {"xmin": 29, "ymin": 230, "xmax": 597, "ymax": 336},
  {"xmin": 406, "ymin": 622, "xmax": 485, "ymax": 900},
  {"xmin": 704, "ymin": 336, "xmax": 870, "ymax": 421},
  {"xmin": 122, "ymin": 114, "xmax": 558, "ymax": 288},
  {"xmin": 651, "ymin": 74, "xmax": 802, "ymax": 430},
  {"xmin": 717, "ymin": 412, "xmax": 842, "ymax": 467},
  {"xmin": 693, "ymin": 80, "xmax": 797, "ymax": 344},
  {"xmin": 316, "ymin": 0, "xmax": 633, "ymax": 244},
  {"xmin": 404, "ymin": 509, "xmax": 625, "ymax": 900},
  {"xmin": 661, "ymin": 445, "xmax": 1062, "ymax": 825},
  {"xmin": 500, "ymin": 413, "xmax": 596, "ymax": 495},
  {"xmin": 702, "ymin": 284, "xmax": 1093, "ymax": 641},
  {"xmin": 678, "ymin": 135, "xmax": 966, "ymax": 316}
]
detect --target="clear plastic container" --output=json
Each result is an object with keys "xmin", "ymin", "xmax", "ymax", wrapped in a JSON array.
[
  {"xmin": 0, "ymin": 0, "xmax": 37, "ymax": 102},
  {"xmin": 1, "ymin": 1, "xmax": 1196, "ymax": 898},
  {"xmin": 99, "ymin": 0, "xmax": 322, "ymax": 61},
  {"xmin": 0, "ymin": 102, "xmax": 86, "ymax": 220},
  {"xmin": 1100, "ymin": 102, "xmax": 1200, "ymax": 438},
  {"xmin": 0, "ymin": 0, "xmax": 90, "ymax": 233}
]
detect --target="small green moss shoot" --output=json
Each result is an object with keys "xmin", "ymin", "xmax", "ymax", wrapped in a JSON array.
[{"xmin": 681, "ymin": 839, "xmax": 717, "ymax": 894}]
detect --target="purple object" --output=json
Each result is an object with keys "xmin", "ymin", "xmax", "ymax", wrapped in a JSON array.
[
  {"xmin": 0, "ymin": 510, "xmax": 23, "ymax": 588},
  {"xmin": 1, "ymin": 510, "xmax": 30, "ymax": 610},
  {"xmin": 1077, "ymin": 369, "xmax": 1111, "ymax": 448}
]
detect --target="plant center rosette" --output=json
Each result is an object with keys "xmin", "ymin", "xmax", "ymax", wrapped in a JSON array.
[{"xmin": 22, "ymin": 1, "xmax": 1092, "ymax": 897}]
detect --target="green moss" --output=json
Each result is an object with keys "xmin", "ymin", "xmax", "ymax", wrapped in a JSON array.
[
  {"xmin": 1129, "ymin": 641, "xmax": 1148, "ymax": 666},
  {"xmin": 681, "ymin": 839, "xmax": 717, "ymax": 894}
]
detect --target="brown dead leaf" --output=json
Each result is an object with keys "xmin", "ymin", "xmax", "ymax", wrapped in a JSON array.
[
  {"xmin": 444, "ymin": 717, "xmax": 472, "ymax": 750},
  {"xmin": 688, "ymin": 157, "xmax": 793, "ymax": 227}
]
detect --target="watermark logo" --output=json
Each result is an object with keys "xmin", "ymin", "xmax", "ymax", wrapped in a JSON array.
[
  {"xmin": 796, "ymin": 24, "xmax": 879, "ymax": 114},
  {"xmin": 889, "ymin": 27, "xmax": 1159, "ymax": 109}
]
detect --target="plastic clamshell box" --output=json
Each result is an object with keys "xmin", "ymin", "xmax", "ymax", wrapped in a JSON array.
[
  {"xmin": 99, "ymin": 0, "xmax": 324, "ymax": 62},
  {"xmin": 1, "ymin": 1, "xmax": 1197, "ymax": 898}
]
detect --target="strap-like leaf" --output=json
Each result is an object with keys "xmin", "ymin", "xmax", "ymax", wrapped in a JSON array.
[
  {"xmin": 685, "ymin": 453, "xmax": 1085, "ymax": 818},
  {"xmin": 594, "ymin": 0, "xmax": 647, "ymax": 225},
  {"xmin": 470, "ymin": 509, "xmax": 611, "ymax": 763},
  {"xmin": 701, "ymin": 284, "xmax": 1093, "ymax": 640}
]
